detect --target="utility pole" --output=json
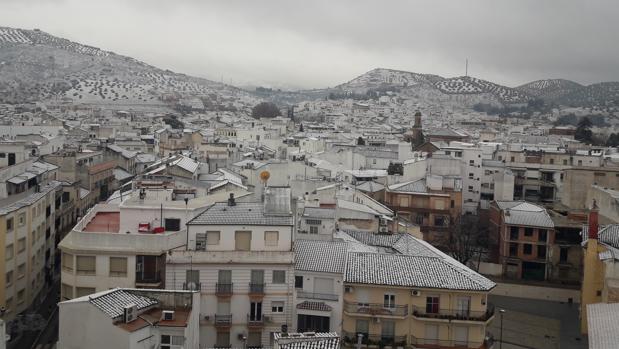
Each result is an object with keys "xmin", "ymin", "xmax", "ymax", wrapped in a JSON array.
[
  {"xmin": 499, "ymin": 309, "xmax": 506, "ymax": 349},
  {"xmin": 465, "ymin": 58, "xmax": 468, "ymax": 77}
]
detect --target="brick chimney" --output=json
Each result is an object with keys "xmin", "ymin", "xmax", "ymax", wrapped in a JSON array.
[{"xmin": 588, "ymin": 200, "xmax": 599, "ymax": 240}]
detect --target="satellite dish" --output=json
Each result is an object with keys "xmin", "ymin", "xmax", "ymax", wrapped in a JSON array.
[
  {"xmin": 260, "ymin": 171, "xmax": 270, "ymax": 184},
  {"xmin": 186, "ymin": 281, "xmax": 198, "ymax": 291}
]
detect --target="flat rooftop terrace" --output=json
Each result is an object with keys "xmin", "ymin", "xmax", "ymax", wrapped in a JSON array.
[{"xmin": 83, "ymin": 212, "xmax": 120, "ymax": 233}]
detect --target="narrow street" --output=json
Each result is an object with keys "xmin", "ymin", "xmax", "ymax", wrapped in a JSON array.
[{"xmin": 7, "ymin": 282, "xmax": 59, "ymax": 349}]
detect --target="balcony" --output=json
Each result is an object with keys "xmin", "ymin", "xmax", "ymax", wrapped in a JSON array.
[
  {"xmin": 248, "ymin": 283, "xmax": 265, "ymax": 296},
  {"xmin": 411, "ymin": 304, "xmax": 494, "ymax": 322},
  {"xmin": 214, "ymin": 314, "xmax": 232, "ymax": 327},
  {"xmin": 216, "ymin": 283, "xmax": 233, "ymax": 296},
  {"xmin": 342, "ymin": 332, "xmax": 407, "ymax": 347},
  {"xmin": 247, "ymin": 314, "xmax": 264, "ymax": 328},
  {"xmin": 410, "ymin": 335, "xmax": 484, "ymax": 349},
  {"xmin": 297, "ymin": 291, "xmax": 339, "ymax": 301},
  {"xmin": 344, "ymin": 301, "xmax": 408, "ymax": 318}
]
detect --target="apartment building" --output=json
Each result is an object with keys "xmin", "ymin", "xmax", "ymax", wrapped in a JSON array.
[
  {"xmin": 0, "ymin": 180, "xmax": 61, "ymax": 321},
  {"xmin": 58, "ymin": 288, "xmax": 200, "ymax": 349},
  {"xmin": 166, "ymin": 187, "xmax": 295, "ymax": 349},
  {"xmin": 339, "ymin": 230, "xmax": 495, "ymax": 349},
  {"xmin": 293, "ymin": 240, "xmax": 346, "ymax": 333},
  {"xmin": 58, "ymin": 176, "xmax": 239, "ymax": 300},
  {"xmin": 384, "ymin": 176, "xmax": 462, "ymax": 246},
  {"xmin": 479, "ymin": 160, "xmax": 514, "ymax": 210},
  {"xmin": 562, "ymin": 167, "xmax": 619, "ymax": 211},
  {"xmin": 296, "ymin": 207, "xmax": 336, "ymax": 241},
  {"xmin": 489, "ymin": 201, "xmax": 555, "ymax": 281}
]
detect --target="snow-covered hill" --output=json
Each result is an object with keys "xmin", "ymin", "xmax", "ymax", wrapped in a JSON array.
[
  {"xmin": 435, "ymin": 76, "xmax": 530, "ymax": 104},
  {"xmin": 337, "ymin": 68, "xmax": 443, "ymax": 92},
  {"xmin": 0, "ymin": 27, "xmax": 257, "ymax": 108},
  {"xmin": 516, "ymin": 79, "xmax": 583, "ymax": 100}
]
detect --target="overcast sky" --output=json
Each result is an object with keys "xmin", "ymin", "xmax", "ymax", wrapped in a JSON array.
[{"xmin": 2, "ymin": 0, "xmax": 618, "ymax": 89}]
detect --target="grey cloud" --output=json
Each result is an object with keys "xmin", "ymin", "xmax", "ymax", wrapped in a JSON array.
[{"xmin": 1, "ymin": 0, "xmax": 618, "ymax": 88}]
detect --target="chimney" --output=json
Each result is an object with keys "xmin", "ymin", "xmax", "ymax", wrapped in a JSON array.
[
  {"xmin": 588, "ymin": 200, "xmax": 599, "ymax": 240},
  {"xmin": 227, "ymin": 193, "xmax": 236, "ymax": 207}
]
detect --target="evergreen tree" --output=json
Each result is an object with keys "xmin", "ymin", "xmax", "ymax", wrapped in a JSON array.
[{"xmin": 575, "ymin": 117, "xmax": 593, "ymax": 143}]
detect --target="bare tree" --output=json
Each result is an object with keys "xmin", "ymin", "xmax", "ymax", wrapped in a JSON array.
[{"xmin": 447, "ymin": 215, "xmax": 490, "ymax": 265}]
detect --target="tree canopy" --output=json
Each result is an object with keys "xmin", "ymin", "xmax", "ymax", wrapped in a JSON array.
[
  {"xmin": 357, "ymin": 136, "xmax": 365, "ymax": 146},
  {"xmin": 251, "ymin": 102, "xmax": 281, "ymax": 119},
  {"xmin": 575, "ymin": 116, "xmax": 593, "ymax": 144}
]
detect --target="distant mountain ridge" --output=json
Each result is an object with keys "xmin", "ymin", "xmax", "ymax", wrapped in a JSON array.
[{"xmin": 332, "ymin": 68, "xmax": 619, "ymax": 108}]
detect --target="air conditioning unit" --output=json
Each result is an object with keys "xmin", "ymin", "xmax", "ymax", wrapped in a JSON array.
[
  {"xmin": 124, "ymin": 303, "xmax": 137, "ymax": 323},
  {"xmin": 345, "ymin": 286, "xmax": 354, "ymax": 293},
  {"xmin": 264, "ymin": 315, "xmax": 272, "ymax": 322},
  {"xmin": 411, "ymin": 290, "xmax": 421, "ymax": 296},
  {"xmin": 162, "ymin": 310, "xmax": 175, "ymax": 321},
  {"xmin": 378, "ymin": 226, "xmax": 388, "ymax": 233}
]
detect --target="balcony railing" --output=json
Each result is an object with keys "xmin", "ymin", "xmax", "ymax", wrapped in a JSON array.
[
  {"xmin": 249, "ymin": 282, "xmax": 265, "ymax": 295},
  {"xmin": 247, "ymin": 314, "xmax": 264, "ymax": 327},
  {"xmin": 297, "ymin": 291, "xmax": 339, "ymax": 301},
  {"xmin": 411, "ymin": 304, "xmax": 494, "ymax": 322},
  {"xmin": 214, "ymin": 314, "xmax": 232, "ymax": 326},
  {"xmin": 410, "ymin": 335, "xmax": 483, "ymax": 349},
  {"xmin": 344, "ymin": 301, "xmax": 408, "ymax": 317},
  {"xmin": 216, "ymin": 283, "xmax": 233, "ymax": 295},
  {"xmin": 342, "ymin": 331, "xmax": 407, "ymax": 347}
]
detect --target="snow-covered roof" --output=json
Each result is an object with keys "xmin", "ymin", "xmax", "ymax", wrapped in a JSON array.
[
  {"xmin": 388, "ymin": 179, "xmax": 427, "ymax": 193},
  {"xmin": 495, "ymin": 201, "xmax": 554, "ymax": 228},
  {"xmin": 355, "ymin": 181, "xmax": 385, "ymax": 193},
  {"xmin": 171, "ymin": 155, "xmax": 199, "ymax": 174},
  {"xmin": 587, "ymin": 302, "xmax": 619, "ymax": 349},
  {"xmin": 88, "ymin": 289, "xmax": 158, "ymax": 319},
  {"xmin": 188, "ymin": 202, "xmax": 293, "ymax": 226},
  {"xmin": 294, "ymin": 240, "xmax": 347, "ymax": 274}
]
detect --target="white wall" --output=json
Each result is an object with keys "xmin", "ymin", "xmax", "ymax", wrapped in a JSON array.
[{"xmin": 187, "ymin": 224, "xmax": 293, "ymax": 252}]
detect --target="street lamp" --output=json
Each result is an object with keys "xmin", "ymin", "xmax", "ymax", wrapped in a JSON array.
[{"xmin": 499, "ymin": 309, "xmax": 506, "ymax": 349}]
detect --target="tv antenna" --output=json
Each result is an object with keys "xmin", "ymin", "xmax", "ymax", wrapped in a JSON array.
[{"xmin": 465, "ymin": 59, "xmax": 469, "ymax": 77}]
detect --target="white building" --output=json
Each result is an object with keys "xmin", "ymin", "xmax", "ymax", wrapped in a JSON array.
[
  {"xmin": 293, "ymin": 240, "xmax": 346, "ymax": 334},
  {"xmin": 166, "ymin": 187, "xmax": 295, "ymax": 349},
  {"xmin": 58, "ymin": 288, "xmax": 200, "ymax": 349}
]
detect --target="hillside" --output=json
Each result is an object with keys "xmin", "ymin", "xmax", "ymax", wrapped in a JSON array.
[
  {"xmin": 516, "ymin": 79, "xmax": 583, "ymax": 100},
  {"xmin": 336, "ymin": 68, "xmax": 444, "ymax": 91},
  {"xmin": 557, "ymin": 82, "xmax": 619, "ymax": 108},
  {"xmin": 435, "ymin": 76, "xmax": 530, "ymax": 104},
  {"xmin": 0, "ymin": 27, "xmax": 256, "ymax": 109}
]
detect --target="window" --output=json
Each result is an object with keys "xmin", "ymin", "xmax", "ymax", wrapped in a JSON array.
[
  {"xmin": 164, "ymin": 218, "xmax": 181, "ymax": 231},
  {"xmin": 509, "ymin": 243, "xmax": 518, "ymax": 256},
  {"xmin": 248, "ymin": 332, "xmax": 262, "ymax": 348},
  {"xmin": 469, "ymin": 160, "xmax": 474, "ymax": 166},
  {"xmin": 468, "ymin": 173, "xmax": 474, "ymax": 179},
  {"xmin": 62, "ymin": 253, "xmax": 73, "ymax": 271},
  {"xmin": 265, "ymin": 231, "xmax": 279, "ymax": 246},
  {"xmin": 560, "ymin": 247, "xmax": 568, "ymax": 263},
  {"xmin": 216, "ymin": 332, "xmax": 230, "ymax": 348},
  {"xmin": 76, "ymin": 287, "xmax": 96, "ymax": 298},
  {"xmin": 295, "ymin": 276, "xmax": 303, "ymax": 289},
  {"xmin": 249, "ymin": 302, "xmax": 262, "ymax": 321},
  {"xmin": 5, "ymin": 244, "xmax": 13, "ymax": 260},
  {"xmin": 426, "ymin": 296, "xmax": 439, "ymax": 314},
  {"xmin": 76, "ymin": 256, "xmax": 96, "ymax": 275},
  {"xmin": 384, "ymin": 294, "xmax": 395, "ymax": 308},
  {"xmin": 186, "ymin": 270, "xmax": 200, "ymax": 285},
  {"xmin": 523, "ymin": 244, "xmax": 532, "ymax": 255},
  {"xmin": 356, "ymin": 319, "xmax": 369, "ymax": 336},
  {"xmin": 17, "ymin": 264, "xmax": 25, "ymax": 279},
  {"xmin": 272, "ymin": 270, "xmax": 286, "ymax": 284},
  {"xmin": 18, "ymin": 213, "xmax": 25, "ymax": 226},
  {"xmin": 6, "ymin": 270, "xmax": 13, "ymax": 286},
  {"xmin": 109, "ymin": 257, "xmax": 128, "ymax": 277},
  {"xmin": 563, "ymin": 159, "xmax": 568, "ymax": 165},
  {"xmin": 6, "ymin": 217, "xmax": 13, "ymax": 231},
  {"xmin": 161, "ymin": 335, "xmax": 185, "ymax": 349},
  {"xmin": 196, "ymin": 233, "xmax": 207, "ymax": 251},
  {"xmin": 468, "ymin": 186, "xmax": 474, "ymax": 192},
  {"xmin": 17, "ymin": 289, "xmax": 25, "ymax": 304},
  {"xmin": 537, "ymin": 245, "xmax": 546, "ymax": 259},
  {"xmin": 5, "ymin": 297, "xmax": 12, "ymax": 312},
  {"xmin": 235, "ymin": 231, "xmax": 251, "ymax": 251},
  {"xmin": 309, "ymin": 226, "xmax": 319, "ymax": 234},
  {"xmin": 524, "ymin": 228, "xmax": 533, "ymax": 237},
  {"xmin": 450, "ymin": 200, "xmax": 455, "ymax": 209},
  {"xmin": 510, "ymin": 156, "xmax": 515, "ymax": 162},
  {"xmin": 434, "ymin": 216, "xmax": 445, "ymax": 227},
  {"xmin": 539, "ymin": 229, "xmax": 547, "ymax": 242},
  {"xmin": 510, "ymin": 227, "xmax": 519, "ymax": 240},
  {"xmin": 578, "ymin": 160, "xmax": 582, "ymax": 166},
  {"xmin": 305, "ymin": 219, "xmax": 322, "ymax": 225},
  {"xmin": 207, "ymin": 231, "xmax": 220, "ymax": 245},
  {"xmin": 271, "ymin": 301, "xmax": 284, "ymax": 313}
]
